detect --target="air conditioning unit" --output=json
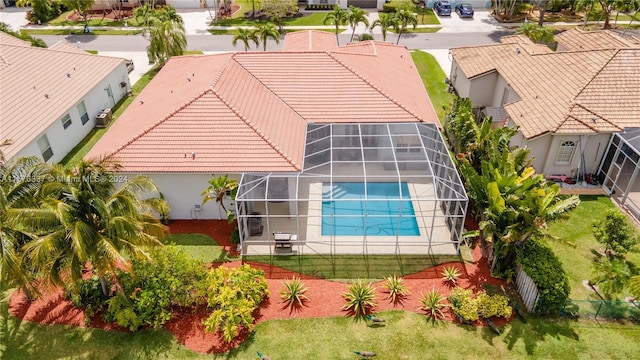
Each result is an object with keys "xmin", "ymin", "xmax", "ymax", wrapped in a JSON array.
[{"xmin": 95, "ymin": 109, "xmax": 112, "ymax": 128}]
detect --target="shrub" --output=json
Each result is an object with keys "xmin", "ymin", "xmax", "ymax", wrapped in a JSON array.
[
  {"xmin": 359, "ymin": 33, "xmax": 374, "ymax": 41},
  {"xmin": 342, "ymin": 280, "xmax": 377, "ymax": 319},
  {"xmin": 280, "ymin": 277, "xmax": 308, "ymax": 309},
  {"xmin": 382, "ymin": 2, "xmax": 398, "ymax": 12},
  {"xmin": 66, "ymin": 274, "xmax": 110, "ymax": 325},
  {"xmin": 448, "ymin": 287, "xmax": 479, "ymax": 322},
  {"xmin": 383, "ymin": 275, "xmax": 409, "ymax": 303},
  {"xmin": 441, "ymin": 266, "xmax": 461, "ymax": 284},
  {"xmin": 420, "ymin": 288, "xmax": 447, "ymax": 318},
  {"xmin": 477, "ymin": 293, "xmax": 512, "ymax": 318},
  {"xmin": 203, "ymin": 264, "xmax": 269, "ymax": 343},
  {"xmin": 516, "ymin": 240, "xmax": 570, "ymax": 315},
  {"xmin": 103, "ymin": 246, "xmax": 208, "ymax": 330},
  {"xmin": 231, "ymin": 227, "xmax": 240, "ymax": 244},
  {"xmin": 593, "ymin": 209, "xmax": 639, "ymax": 259}
]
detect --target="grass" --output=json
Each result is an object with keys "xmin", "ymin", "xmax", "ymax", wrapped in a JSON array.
[
  {"xmin": 162, "ymin": 233, "xmax": 227, "ymax": 263},
  {"xmin": 183, "ymin": 50, "xmax": 205, "ymax": 55},
  {"xmin": 401, "ymin": 27, "xmax": 441, "ymax": 33},
  {"xmin": 244, "ymin": 253, "xmax": 462, "ymax": 280},
  {"xmin": 410, "ymin": 50, "xmax": 455, "ymax": 122},
  {"xmin": 218, "ymin": 11, "xmax": 330, "ymax": 27},
  {"xmin": 20, "ymin": 29, "xmax": 142, "ymax": 35},
  {"xmin": 546, "ymin": 195, "xmax": 640, "ymax": 300},
  {"xmin": 60, "ymin": 66, "xmax": 161, "ymax": 167},
  {"xmin": 416, "ymin": 8, "xmax": 440, "ymax": 25},
  {"xmin": 210, "ymin": 28, "xmax": 341, "ymax": 35},
  {"xmin": 3, "ymin": 308, "xmax": 640, "ymax": 359}
]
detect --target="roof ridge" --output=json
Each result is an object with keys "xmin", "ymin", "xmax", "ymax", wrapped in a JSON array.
[
  {"xmin": 211, "ymin": 59, "xmax": 306, "ymax": 170},
  {"xmin": 326, "ymin": 51, "xmax": 425, "ymax": 122},
  {"xmin": 107, "ymin": 89, "xmax": 214, "ymax": 158},
  {"xmin": 210, "ymin": 53, "xmax": 233, "ymax": 88},
  {"xmin": 572, "ymin": 49, "xmax": 619, "ymax": 100}
]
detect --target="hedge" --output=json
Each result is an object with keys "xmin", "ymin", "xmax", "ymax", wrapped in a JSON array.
[{"xmin": 516, "ymin": 240, "xmax": 570, "ymax": 315}]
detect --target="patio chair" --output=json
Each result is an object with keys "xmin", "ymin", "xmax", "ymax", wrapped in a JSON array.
[
  {"xmin": 248, "ymin": 218, "xmax": 263, "ymax": 236},
  {"xmin": 273, "ymin": 232, "xmax": 292, "ymax": 249}
]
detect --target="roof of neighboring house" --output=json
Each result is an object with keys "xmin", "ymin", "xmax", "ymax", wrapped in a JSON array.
[
  {"xmin": 0, "ymin": 38, "xmax": 125, "ymax": 161},
  {"xmin": 0, "ymin": 31, "xmax": 31, "ymax": 47},
  {"xmin": 555, "ymin": 28, "xmax": 640, "ymax": 51},
  {"xmin": 87, "ymin": 32, "xmax": 438, "ymax": 173},
  {"xmin": 500, "ymin": 34, "xmax": 553, "ymax": 54},
  {"xmin": 282, "ymin": 30, "xmax": 338, "ymax": 51},
  {"xmin": 450, "ymin": 31, "xmax": 640, "ymax": 139}
]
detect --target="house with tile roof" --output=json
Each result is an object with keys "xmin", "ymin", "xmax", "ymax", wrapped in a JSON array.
[
  {"xmin": 87, "ymin": 30, "xmax": 468, "ymax": 256},
  {"xmin": 448, "ymin": 29, "xmax": 640, "ymax": 182},
  {"xmin": 0, "ymin": 32, "xmax": 131, "ymax": 164}
]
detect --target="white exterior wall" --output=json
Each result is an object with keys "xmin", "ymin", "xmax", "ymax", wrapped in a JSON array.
[
  {"xmin": 449, "ymin": 60, "xmax": 471, "ymax": 98},
  {"xmin": 467, "ymin": 72, "xmax": 497, "ymax": 108},
  {"xmin": 526, "ymin": 135, "xmax": 551, "ymax": 174},
  {"xmin": 147, "ymin": 173, "xmax": 242, "ymax": 220},
  {"xmin": 490, "ymin": 75, "xmax": 520, "ymax": 106},
  {"xmin": 12, "ymin": 62, "xmax": 130, "ymax": 163},
  {"xmin": 541, "ymin": 133, "xmax": 611, "ymax": 176},
  {"xmin": 168, "ymin": 0, "xmax": 204, "ymax": 8}
]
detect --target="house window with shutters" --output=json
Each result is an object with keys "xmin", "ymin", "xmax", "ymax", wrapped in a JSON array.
[
  {"xmin": 78, "ymin": 101, "xmax": 89, "ymax": 125},
  {"xmin": 555, "ymin": 141, "xmax": 576, "ymax": 165},
  {"xmin": 37, "ymin": 135, "xmax": 53, "ymax": 162}
]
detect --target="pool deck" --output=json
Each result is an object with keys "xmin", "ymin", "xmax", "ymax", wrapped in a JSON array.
[{"xmin": 242, "ymin": 180, "xmax": 459, "ymax": 256}]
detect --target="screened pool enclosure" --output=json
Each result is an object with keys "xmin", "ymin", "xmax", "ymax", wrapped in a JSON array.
[{"xmin": 235, "ymin": 123, "xmax": 468, "ymax": 256}]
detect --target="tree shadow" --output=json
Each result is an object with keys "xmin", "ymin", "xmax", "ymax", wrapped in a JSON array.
[{"xmin": 502, "ymin": 318, "xmax": 579, "ymax": 355}]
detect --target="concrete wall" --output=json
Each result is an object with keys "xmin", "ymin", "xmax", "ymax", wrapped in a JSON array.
[
  {"xmin": 490, "ymin": 75, "xmax": 520, "ymax": 106},
  {"xmin": 467, "ymin": 72, "xmax": 497, "ymax": 108},
  {"xmin": 449, "ymin": 60, "xmax": 471, "ymax": 98},
  {"xmin": 12, "ymin": 62, "xmax": 130, "ymax": 164},
  {"xmin": 147, "ymin": 173, "xmax": 241, "ymax": 220}
]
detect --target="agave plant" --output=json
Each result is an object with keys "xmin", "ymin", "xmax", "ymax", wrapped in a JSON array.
[
  {"xmin": 441, "ymin": 266, "xmax": 461, "ymax": 284},
  {"xmin": 280, "ymin": 277, "xmax": 308, "ymax": 309},
  {"xmin": 383, "ymin": 275, "xmax": 409, "ymax": 303},
  {"xmin": 420, "ymin": 288, "xmax": 447, "ymax": 319},
  {"xmin": 342, "ymin": 280, "xmax": 377, "ymax": 319}
]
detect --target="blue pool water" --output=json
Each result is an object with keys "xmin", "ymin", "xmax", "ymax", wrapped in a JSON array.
[{"xmin": 321, "ymin": 182, "xmax": 420, "ymax": 236}]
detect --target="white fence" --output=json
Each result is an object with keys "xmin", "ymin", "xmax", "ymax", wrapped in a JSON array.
[{"xmin": 516, "ymin": 266, "xmax": 539, "ymax": 312}]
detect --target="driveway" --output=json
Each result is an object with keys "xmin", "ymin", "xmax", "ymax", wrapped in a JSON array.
[
  {"xmin": 435, "ymin": 10, "xmax": 501, "ymax": 33},
  {"xmin": 0, "ymin": 6, "xmax": 29, "ymax": 31}
]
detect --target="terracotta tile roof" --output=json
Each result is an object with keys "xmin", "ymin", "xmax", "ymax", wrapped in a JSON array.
[
  {"xmin": 555, "ymin": 28, "xmax": 640, "ymax": 51},
  {"xmin": 0, "ymin": 31, "xmax": 31, "ymax": 47},
  {"xmin": 451, "ymin": 32, "xmax": 638, "ymax": 139},
  {"xmin": 49, "ymin": 41, "xmax": 91, "ymax": 54},
  {"xmin": 88, "ymin": 32, "xmax": 437, "ymax": 173},
  {"xmin": 0, "ymin": 40, "xmax": 125, "ymax": 160},
  {"xmin": 283, "ymin": 30, "xmax": 338, "ymax": 51},
  {"xmin": 500, "ymin": 34, "xmax": 553, "ymax": 54}
]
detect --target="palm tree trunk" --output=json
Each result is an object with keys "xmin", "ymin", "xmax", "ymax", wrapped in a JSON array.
[
  {"xmin": 538, "ymin": 0, "xmax": 549, "ymax": 26},
  {"xmin": 584, "ymin": 2, "xmax": 594, "ymax": 29},
  {"xmin": 350, "ymin": 27, "xmax": 356, "ymax": 42},
  {"xmin": 335, "ymin": 26, "xmax": 340, "ymax": 46},
  {"xmin": 22, "ymin": 286, "xmax": 33, "ymax": 302},
  {"xmin": 396, "ymin": 29, "xmax": 403, "ymax": 45},
  {"xmin": 99, "ymin": 275, "xmax": 109, "ymax": 296}
]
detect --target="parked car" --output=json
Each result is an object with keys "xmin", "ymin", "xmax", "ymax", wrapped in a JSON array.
[
  {"xmin": 433, "ymin": 1, "xmax": 452, "ymax": 16},
  {"xmin": 455, "ymin": 3, "xmax": 474, "ymax": 18}
]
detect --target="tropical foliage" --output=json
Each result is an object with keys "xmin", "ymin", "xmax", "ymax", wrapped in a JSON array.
[
  {"xmin": 593, "ymin": 209, "xmax": 639, "ymax": 259},
  {"xmin": 255, "ymin": 23, "xmax": 280, "ymax": 51},
  {"xmin": 280, "ymin": 277, "xmax": 308, "ymax": 309},
  {"xmin": 347, "ymin": 6, "xmax": 369, "ymax": 43},
  {"xmin": 383, "ymin": 275, "xmax": 409, "ymax": 303},
  {"xmin": 323, "ymin": 5, "xmax": 348, "ymax": 45},
  {"xmin": 231, "ymin": 27, "xmax": 259, "ymax": 51},
  {"xmin": 0, "ymin": 22, "xmax": 47, "ymax": 47},
  {"xmin": 394, "ymin": 9, "xmax": 418, "ymax": 45},
  {"xmin": 203, "ymin": 264, "xmax": 269, "ymax": 343},
  {"xmin": 591, "ymin": 258, "xmax": 632, "ymax": 298},
  {"xmin": 342, "ymin": 280, "xmax": 377, "ymax": 320},
  {"xmin": 441, "ymin": 266, "xmax": 461, "ymax": 284},
  {"xmin": 516, "ymin": 240, "xmax": 570, "ymax": 315},
  {"xmin": 17, "ymin": 0, "xmax": 62, "ymax": 24},
  {"xmin": 420, "ymin": 288, "xmax": 447, "ymax": 319},
  {"xmin": 202, "ymin": 175, "xmax": 239, "ymax": 220},
  {"xmin": 445, "ymin": 98, "xmax": 579, "ymax": 276},
  {"xmin": 136, "ymin": 5, "xmax": 187, "ymax": 66},
  {"xmin": 101, "ymin": 246, "xmax": 207, "ymax": 330},
  {"xmin": 369, "ymin": 13, "xmax": 397, "ymax": 42},
  {"xmin": 476, "ymin": 293, "xmax": 512, "ymax": 318},
  {"xmin": 516, "ymin": 23, "xmax": 555, "ymax": 45}
]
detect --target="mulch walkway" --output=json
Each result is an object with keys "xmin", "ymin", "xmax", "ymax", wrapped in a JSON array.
[{"xmin": 9, "ymin": 221, "xmax": 510, "ymax": 354}]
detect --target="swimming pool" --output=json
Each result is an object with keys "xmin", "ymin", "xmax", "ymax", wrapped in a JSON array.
[{"xmin": 321, "ymin": 182, "xmax": 420, "ymax": 236}]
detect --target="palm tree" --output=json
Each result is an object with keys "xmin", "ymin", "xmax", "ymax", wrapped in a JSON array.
[
  {"xmin": 232, "ymin": 28, "xmax": 259, "ymax": 51},
  {"xmin": 394, "ymin": 9, "xmax": 417, "ymax": 45},
  {"xmin": 201, "ymin": 175, "xmax": 238, "ymax": 217},
  {"xmin": 23, "ymin": 158, "xmax": 168, "ymax": 296},
  {"xmin": 370, "ymin": 13, "xmax": 397, "ymax": 42},
  {"xmin": 255, "ymin": 23, "xmax": 280, "ymax": 51},
  {"xmin": 347, "ymin": 6, "xmax": 369, "ymax": 43},
  {"xmin": 323, "ymin": 5, "xmax": 349, "ymax": 46},
  {"xmin": 0, "ymin": 157, "xmax": 51, "ymax": 300},
  {"xmin": 516, "ymin": 23, "xmax": 555, "ymax": 45},
  {"xmin": 140, "ymin": 6, "xmax": 187, "ymax": 66}
]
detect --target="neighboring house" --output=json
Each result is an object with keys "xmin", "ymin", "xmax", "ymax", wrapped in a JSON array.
[
  {"xmin": 448, "ymin": 29, "xmax": 640, "ymax": 182},
  {"xmin": 87, "ymin": 30, "xmax": 468, "ymax": 256},
  {"xmin": 0, "ymin": 32, "xmax": 131, "ymax": 163}
]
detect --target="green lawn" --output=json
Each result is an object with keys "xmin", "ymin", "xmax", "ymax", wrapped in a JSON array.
[
  {"xmin": 162, "ymin": 233, "xmax": 227, "ymax": 263},
  {"xmin": 410, "ymin": 50, "xmax": 455, "ymax": 122},
  {"xmin": 3, "ymin": 309, "xmax": 640, "ymax": 359},
  {"xmin": 416, "ymin": 8, "xmax": 440, "ymax": 25},
  {"xmin": 546, "ymin": 196, "xmax": 640, "ymax": 300},
  {"xmin": 20, "ymin": 29, "xmax": 142, "ymax": 36},
  {"xmin": 60, "ymin": 66, "xmax": 161, "ymax": 167},
  {"xmin": 245, "ymin": 253, "xmax": 463, "ymax": 280},
  {"xmin": 218, "ymin": 11, "xmax": 330, "ymax": 27}
]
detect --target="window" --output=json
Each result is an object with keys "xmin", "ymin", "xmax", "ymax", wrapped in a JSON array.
[
  {"xmin": 37, "ymin": 135, "xmax": 53, "ymax": 162},
  {"xmin": 61, "ymin": 114, "xmax": 72, "ymax": 129},
  {"xmin": 555, "ymin": 141, "xmax": 576, "ymax": 164},
  {"xmin": 77, "ymin": 101, "xmax": 89, "ymax": 125}
]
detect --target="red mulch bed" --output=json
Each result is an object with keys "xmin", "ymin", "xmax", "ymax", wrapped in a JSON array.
[
  {"xmin": 168, "ymin": 219, "xmax": 238, "ymax": 256},
  {"xmin": 66, "ymin": 10, "xmax": 133, "ymax": 22},
  {"xmin": 10, "ymin": 221, "xmax": 511, "ymax": 354}
]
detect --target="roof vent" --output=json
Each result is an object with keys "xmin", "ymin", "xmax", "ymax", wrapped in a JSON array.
[
  {"xmin": 44, "ymin": 94, "xmax": 49, "ymax": 99},
  {"xmin": 591, "ymin": 117, "xmax": 597, "ymax": 123},
  {"xmin": 67, "ymin": 73, "xmax": 71, "ymax": 78},
  {"xmin": 191, "ymin": 152, "xmax": 196, "ymax": 159},
  {"xmin": 515, "ymin": 47, "xmax": 521, "ymax": 54},
  {"xmin": 139, "ymin": 100, "xmax": 144, "ymax": 105},
  {"xmin": 187, "ymin": 77, "xmax": 191, "ymax": 82}
]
